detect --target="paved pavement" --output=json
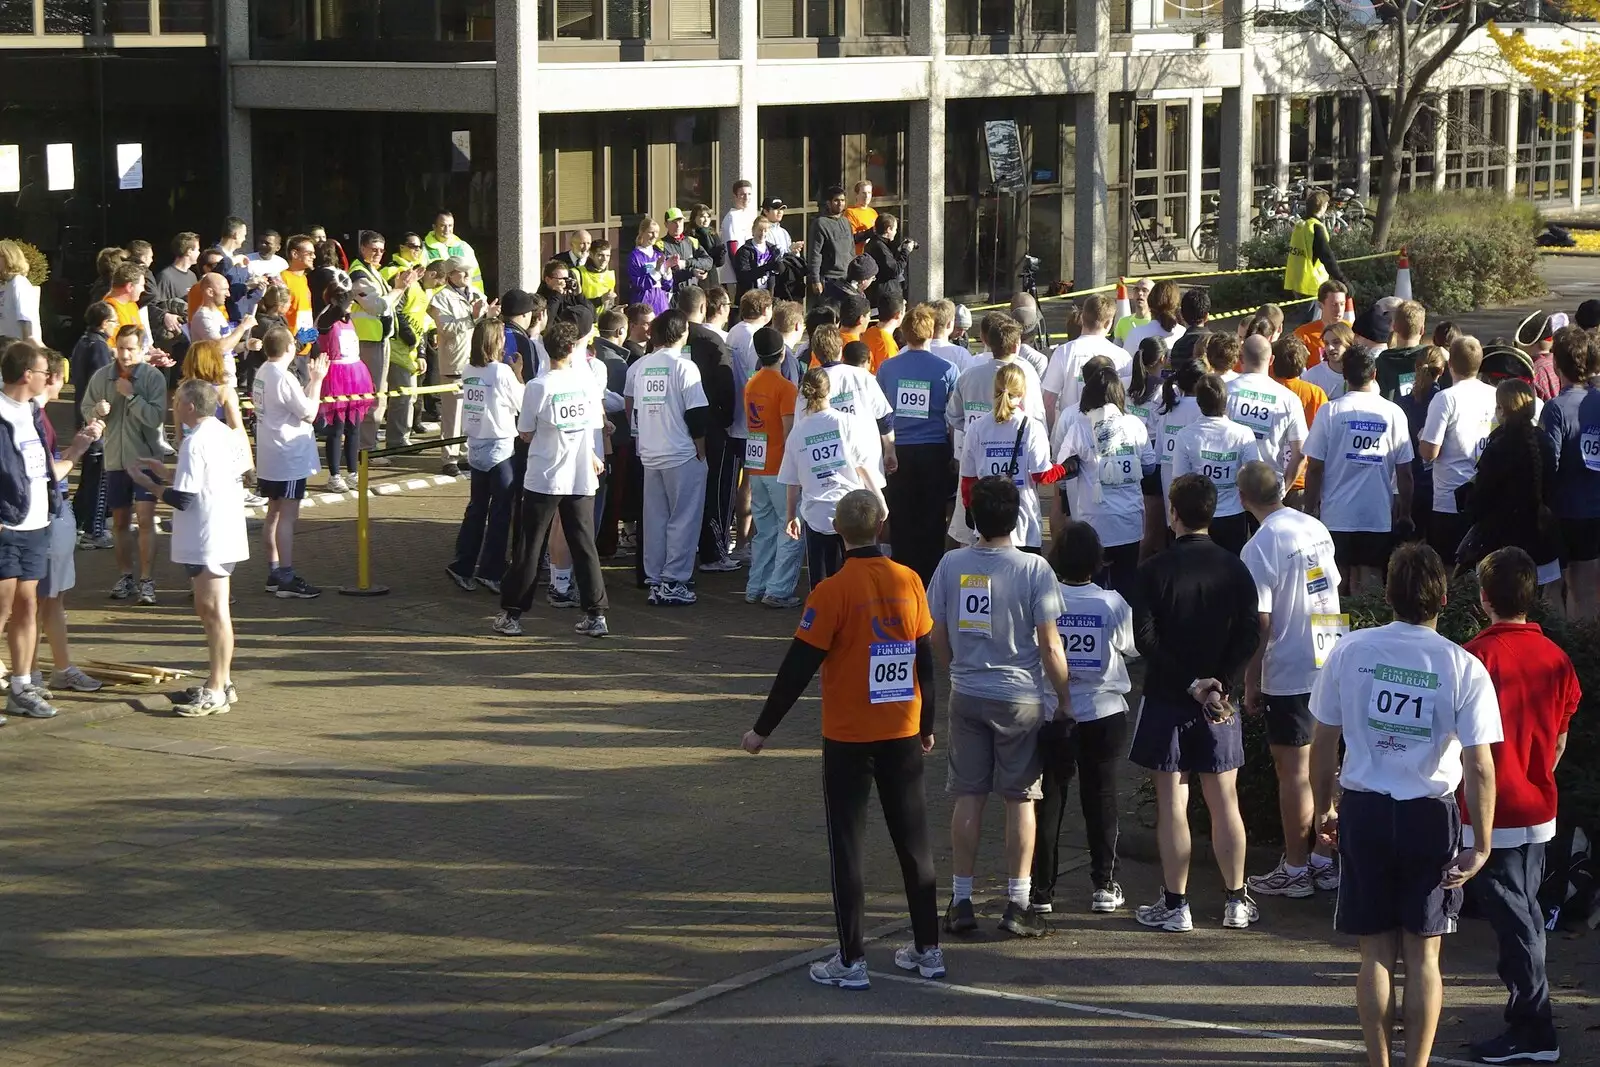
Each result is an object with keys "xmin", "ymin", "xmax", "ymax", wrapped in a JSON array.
[{"xmin": 2, "ymin": 257, "xmax": 1598, "ymax": 1065}]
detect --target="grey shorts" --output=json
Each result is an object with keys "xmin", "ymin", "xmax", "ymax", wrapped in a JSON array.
[{"xmin": 946, "ymin": 689, "xmax": 1044, "ymax": 800}]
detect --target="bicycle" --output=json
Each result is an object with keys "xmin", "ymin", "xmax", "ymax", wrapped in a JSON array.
[
  {"xmin": 1190, "ymin": 194, "xmax": 1220, "ymax": 262},
  {"xmin": 1131, "ymin": 204, "xmax": 1178, "ymax": 270}
]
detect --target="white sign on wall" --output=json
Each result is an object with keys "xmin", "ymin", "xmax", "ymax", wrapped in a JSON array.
[
  {"xmin": 116, "ymin": 143, "xmax": 144, "ymax": 190},
  {"xmin": 46, "ymin": 142, "xmax": 74, "ymax": 191}
]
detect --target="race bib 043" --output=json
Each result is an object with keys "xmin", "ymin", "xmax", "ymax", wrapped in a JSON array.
[{"xmin": 957, "ymin": 574, "xmax": 992, "ymax": 637}]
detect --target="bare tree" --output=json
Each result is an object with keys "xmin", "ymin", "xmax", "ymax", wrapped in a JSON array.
[{"xmin": 1253, "ymin": 0, "xmax": 1515, "ymax": 247}]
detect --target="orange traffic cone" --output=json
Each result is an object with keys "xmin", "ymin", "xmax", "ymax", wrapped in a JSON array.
[
  {"xmin": 1394, "ymin": 247, "xmax": 1412, "ymax": 301},
  {"xmin": 1342, "ymin": 293, "xmax": 1355, "ymax": 324},
  {"xmin": 1115, "ymin": 280, "xmax": 1131, "ymax": 322}
]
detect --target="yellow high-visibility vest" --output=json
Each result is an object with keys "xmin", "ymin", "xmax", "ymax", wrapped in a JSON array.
[{"xmin": 1285, "ymin": 218, "xmax": 1330, "ymax": 297}]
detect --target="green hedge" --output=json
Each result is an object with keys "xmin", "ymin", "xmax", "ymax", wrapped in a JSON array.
[
  {"xmin": 1203, "ymin": 191, "xmax": 1545, "ymax": 318},
  {"xmin": 1234, "ymin": 575, "xmax": 1600, "ymax": 844}
]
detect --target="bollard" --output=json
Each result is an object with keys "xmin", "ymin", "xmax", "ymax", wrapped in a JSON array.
[{"xmin": 338, "ymin": 450, "xmax": 391, "ymax": 597}]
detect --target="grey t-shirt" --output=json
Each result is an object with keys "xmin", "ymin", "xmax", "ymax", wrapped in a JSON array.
[{"xmin": 930, "ymin": 545, "xmax": 1063, "ymax": 702}]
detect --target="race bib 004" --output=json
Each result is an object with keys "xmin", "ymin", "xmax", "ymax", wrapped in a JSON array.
[
  {"xmin": 868, "ymin": 641, "xmax": 915, "ymax": 704},
  {"xmin": 1343, "ymin": 419, "xmax": 1387, "ymax": 465},
  {"xmin": 957, "ymin": 574, "xmax": 992, "ymax": 637}
]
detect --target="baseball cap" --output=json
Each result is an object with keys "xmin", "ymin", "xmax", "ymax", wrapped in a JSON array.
[
  {"xmin": 761, "ymin": 198, "xmax": 786, "ymax": 212},
  {"xmin": 664, "ymin": 207, "xmax": 686, "ymax": 222}
]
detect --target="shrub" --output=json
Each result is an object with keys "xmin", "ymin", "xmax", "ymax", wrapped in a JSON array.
[
  {"xmin": 1234, "ymin": 574, "xmax": 1600, "ymax": 844},
  {"xmin": 1200, "ymin": 191, "xmax": 1543, "ymax": 319},
  {"xmin": 0, "ymin": 238, "xmax": 48, "ymax": 287}
]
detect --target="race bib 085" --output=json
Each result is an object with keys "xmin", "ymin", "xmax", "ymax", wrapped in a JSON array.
[{"xmin": 868, "ymin": 641, "xmax": 915, "ymax": 704}]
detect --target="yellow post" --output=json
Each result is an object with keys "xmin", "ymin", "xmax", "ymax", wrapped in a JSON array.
[{"xmin": 339, "ymin": 448, "xmax": 390, "ymax": 596}]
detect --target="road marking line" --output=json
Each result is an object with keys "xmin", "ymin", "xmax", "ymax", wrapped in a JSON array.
[
  {"xmin": 375, "ymin": 483, "xmax": 401, "ymax": 495},
  {"xmin": 405, "ymin": 478, "xmax": 430, "ymax": 490},
  {"xmin": 478, "ymin": 858, "xmax": 1091, "ymax": 1066},
  {"xmin": 867, "ymin": 970, "xmax": 1481, "ymax": 1067}
]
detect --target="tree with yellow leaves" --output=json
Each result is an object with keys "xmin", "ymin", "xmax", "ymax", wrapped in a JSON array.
[{"xmin": 1490, "ymin": 17, "xmax": 1600, "ymax": 98}]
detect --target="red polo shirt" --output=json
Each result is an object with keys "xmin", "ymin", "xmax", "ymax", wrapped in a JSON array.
[{"xmin": 1461, "ymin": 621, "xmax": 1580, "ymax": 843}]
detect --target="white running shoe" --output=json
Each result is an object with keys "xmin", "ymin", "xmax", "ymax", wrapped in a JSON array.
[
  {"xmin": 1312, "ymin": 857, "xmax": 1341, "ymax": 892},
  {"xmin": 808, "ymin": 952, "xmax": 869, "ymax": 990},
  {"xmin": 893, "ymin": 944, "xmax": 946, "ymax": 979},
  {"xmin": 49, "ymin": 665, "xmax": 103, "ymax": 693},
  {"xmin": 574, "ymin": 615, "xmax": 609, "ymax": 638},
  {"xmin": 1090, "ymin": 882, "xmax": 1126, "ymax": 913},
  {"xmin": 492, "ymin": 611, "xmax": 523, "ymax": 636},
  {"xmin": 1135, "ymin": 894, "xmax": 1194, "ymax": 932},
  {"xmin": 1223, "ymin": 893, "xmax": 1261, "ymax": 929},
  {"xmin": 1247, "ymin": 859, "xmax": 1315, "ymax": 899}
]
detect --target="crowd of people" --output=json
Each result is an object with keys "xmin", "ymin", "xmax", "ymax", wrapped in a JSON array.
[{"xmin": 0, "ymin": 181, "xmax": 1591, "ymax": 1066}]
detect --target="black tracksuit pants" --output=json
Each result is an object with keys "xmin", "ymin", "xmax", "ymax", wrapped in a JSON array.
[
  {"xmin": 823, "ymin": 735, "xmax": 940, "ymax": 962},
  {"xmin": 884, "ymin": 441, "xmax": 953, "ymax": 587},
  {"xmin": 500, "ymin": 490, "xmax": 609, "ymax": 617},
  {"xmin": 1032, "ymin": 712, "xmax": 1128, "ymax": 901}
]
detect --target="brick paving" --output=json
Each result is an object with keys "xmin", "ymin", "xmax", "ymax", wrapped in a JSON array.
[{"xmin": 0, "ymin": 468, "xmax": 1596, "ymax": 1065}]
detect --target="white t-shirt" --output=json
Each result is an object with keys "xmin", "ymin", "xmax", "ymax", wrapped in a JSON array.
[
  {"xmin": 627, "ymin": 349, "xmax": 709, "ymax": 470},
  {"xmin": 1311, "ymin": 621, "xmax": 1504, "ymax": 800},
  {"xmin": 959, "ymin": 412, "xmax": 1053, "ymax": 548},
  {"xmin": 463, "ymin": 361, "xmax": 522, "ymax": 441},
  {"xmin": 947, "ymin": 357, "xmax": 1046, "ymax": 454},
  {"xmin": 1226, "ymin": 371, "xmax": 1307, "ymax": 472},
  {"xmin": 1148, "ymin": 393, "xmax": 1202, "ymax": 501},
  {"xmin": 931, "ymin": 339, "xmax": 976, "ymax": 375},
  {"xmin": 1123, "ymin": 318, "xmax": 1185, "ymax": 357},
  {"xmin": 1056, "ymin": 406, "xmax": 1156, "ymax": 549},
  {"xmin": 1039, "ymin": 582, "xmax": 1138, "ymax": 723},
  {"xmin": 719, "ymin": 206, "xmax": 758, "ymax": 285},
  {"xmin": 1419, "ymin": 377, "xmax": 1497, "ymax": 514},
  {"xmin": 1042, "ymin": 334, "xmax": 1132, "ymax": 417},
  {"xmin": 1172, "ymin": 415, "xmax": 1258, "ymax": 518},
  {"xmin": 727, "ymin": 320, "xmax": 759, "ymax": 439},
  {"xmin": 0, "ymin": 393, "xmax": 47, "ymax": 531},
  {"xmin": 0, "ymin": 276, "xmax": 40, "ymax": 340},
  {"xmin": 520, "ymin": 364, "xmax": 603, "ymax": 496},
  {"xmin": 820, "ymin": 362, "xmax": 892, "ymax": 487},
  {"xmin": 169, "ymin": 417, "xmax": 249, "ymax": 567},
  {"xmin": 1303, "ymin": 360, "xmax": 1347, "ymax": 401},
  {"xmin": 246, "ymin": 252, "xmax": 288, "ymax": 276},
  {"xmin": 251, "ymin": 361, "xmax": 320, "ymax": 483},
  {"xmin": 1303, "ymin": 389, "xmax": 1413, "ymax": 533},
  {"xmin": 1241, "ymin": 508, "xmax": 1342, "ymax": 696},
  {"xmin": 777, "ymin": 407, "xmax": 874, "ymax": 533}
]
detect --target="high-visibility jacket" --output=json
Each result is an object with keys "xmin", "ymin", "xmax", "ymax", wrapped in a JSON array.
[
  {"xmin": 1285, "ymin": 218, "xmax": 1330, "ymax": 297},
  {"xmin": 348, "ymin": 258, "xmax": 395, "ymax": 343},
  {"xmin": 385, "ymin": 257, "xmax": 431, "ymax": 375},
  {"xmin": 422, "ymin": 231, "xmax": 483, "ymax": 292}
]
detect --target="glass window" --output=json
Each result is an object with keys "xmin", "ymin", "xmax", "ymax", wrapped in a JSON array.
[
  {"xmin": 106, "ymin": 0, "xmax": 151, "ymax": 32},
  {"xmin": 1033, "ymin": 0, "xmax": 1065, "ymax": 32},
  {"xmin": 762, "ymin": 134, "xmax": 805, "ymax": 209},
  {"xmin": 557, "ymin": 0, "xmax": 595, "ymax": 37},
  {"xmin": 1288, "ymin": 97, "xmax": 1309, "ymax": 173},
  {"xmin": 44, "ymin": 0, "xmax": 92, "ymax": 33},
  {"xmin": 670, "ymin": 0, "xmax": 713, "ymax": 36},
  {"xmin": 611, "ymin": 136, "xmax": 644, "ymax": 220},
  {"xmin": 864, "ymin": 125, "xmax": 900, "ymax": 197},
  {"xmin": 864, "ymin": 0, "xmax": 903, "ymax": 35},
  {"xmin": 161, "ymin": 0, "xmax": 212, "ymax": 32},
  {"xmin": 0, "ymin": 0, "xmax": 33, "ymax": 33},
  {"xmin": 1253, "ymin": 98, "xmax": 1277, "ymax": 191},
  {"xmin": 673, "ymin": 114, "xmax": 717, "ymax": 205},
  {"xmin": 806, "ymin": 0, "xmax": 840, "ymax": 35},
  {"xmin": 947, "ymin": 0, "xmax": 974, "ymax": 33},
  {"xmin": 1162, "ymin": 0, "xmax": 1217, "ymax": 20},
  {"xmin": 556, "ymin": 148, "xmax": 597, "ymax": 225},
  {"xmin": 980, "ymin": 0, "xmax": 1011, "ymax": 33},
  {"xmin": 607, "ymin": 0, "xmax": 647, "ymax": 36},
  {"xmin": 760, "ymin": 0, "xmax": 801, "ymax": 35},
  {"xmin": 1033, "ymin": 107, "xmax": 1061, "ymax": 185},
  {"xmin": 541, "ymin": 148, "xmax": 558, "ymax": 229}
]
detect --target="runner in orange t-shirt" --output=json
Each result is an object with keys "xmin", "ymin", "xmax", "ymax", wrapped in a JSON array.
[
  {"xmin": 844, "ymin": 180, "xmax": 878, "ymax": 255},
  {"xmin": 1270, "ymin": 335, "xmax": 1326, "ymax": 503},
  {"xmin": 865, "ymin": 298, "xmax": 903, "ymax": 373},
  {"xmin": 1291, "ymin": 279, "xmax": 1348, "ymax": 367},
  {"xmin": 743, "ymin": 489, "xmax": 943, "ymax": 990},
  {"xmin": 743, "ymin": 331, "xmax": 804, "ymax": 605}
]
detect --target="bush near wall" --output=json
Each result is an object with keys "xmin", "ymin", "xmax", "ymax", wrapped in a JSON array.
[
  {"xmin": 1234, "ymin": 575, "xmax": 1600, "ymax": 845},
  {"xmin": 1203, "ymin": 192, "xmax": 1545, "ymax": 318}
]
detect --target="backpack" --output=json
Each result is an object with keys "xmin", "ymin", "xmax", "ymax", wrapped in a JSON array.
[{"xmin": 1540, "ymin": 825, "xmax": 1598, "ymax": 930}]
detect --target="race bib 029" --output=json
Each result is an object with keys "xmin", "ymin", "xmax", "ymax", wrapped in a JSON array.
[{"xmin": 1057, "ymin": 612, "xmax": 1105, "ymax": 671}]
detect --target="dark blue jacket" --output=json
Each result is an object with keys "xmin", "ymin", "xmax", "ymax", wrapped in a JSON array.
[{"xmin": 0, "ymin": 400, "xmax": 61, "ymax": 527}]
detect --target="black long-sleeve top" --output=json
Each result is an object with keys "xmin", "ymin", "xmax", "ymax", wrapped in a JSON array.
[
  {"xmin": 1311, "ymin": 222, "xmax": 1346, "ymax": 284},
  {"xmin": 1131, "ymin": 533, "xmax": 1261, "ymax": 705},
  {"xmin": 688, "ymin": 322, "xmax": 735, "ymax": 431}
]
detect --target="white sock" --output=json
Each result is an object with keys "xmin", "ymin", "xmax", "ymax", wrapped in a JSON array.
[
  {"xmin": 1308, "ymin": 853, "xmax": 1333, "ymax": 869},
  {"xmin": 10, "ymin": 673, "xmax": 29, "ymax": 695},
  {"xmin": 1284, "ymin": 862, "xmax": 1308, "ymax": 876},
  {"xmin": 951, "ymin": 875, "xmax": 973, "ymax": 903},
  {"xmin": 552, "ymin": 566, "xmax": 572, "ymax": 592},
  {"xmin": 1008, "ymin": 877, "xmax": 1031, "ymax": 908}
]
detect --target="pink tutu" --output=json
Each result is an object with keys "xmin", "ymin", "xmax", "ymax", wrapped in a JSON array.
[{"xmin": 318, "ymin": 321, "xmax": 376, "ymax": 422}]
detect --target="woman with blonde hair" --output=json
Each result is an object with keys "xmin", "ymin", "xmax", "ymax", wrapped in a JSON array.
[
  {"xmin": 179, "ymin": 340, "xmax": 254, "ymax": 479},
  {"xmin": 626, "ymin": 217, "xmax": 674, "ymax": 314},
  {"xmin": 777, "ymin": 366, "xmax": 880, "ymax": 589},
  {"xmin": 0, "ymin": 240, "xmax": 40, "ymax": 343},
  {"xmin": 958, "ymin": 362, "xmax": 1057, "ymax": 550}
]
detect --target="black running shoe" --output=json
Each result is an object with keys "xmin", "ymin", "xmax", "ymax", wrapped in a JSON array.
[
  {"xmin": 943, "ymin": 898, "xmax": 978, "ymax": 935},
  {"xmin": 999, "ymin": 901, "xmax": 1050, "ymax": 938}
]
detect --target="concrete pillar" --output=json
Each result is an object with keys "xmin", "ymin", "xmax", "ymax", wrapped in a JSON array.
[
  {"xmin": 496, "ymin": 0, "xmax": 540, "ymax": 292},
  {"xmin": 1274, "ymin": 95, "xmax": 1291, "ymax": 190},
  {"xmin": 717, "ymin": 0, "xmax": 759, "ymax": 200},
  {"xmin": 1572, "ymin": 94, "xmax": 1585, "ymax": 210},
  {"xmin": 1503, "ymin": 88, "xmax": 1520, "ymax": 197},
  {"xmin": 1218, "ymin": 88, "xmax": 1252, "ymax": 269},
  {"xmin": 1432, "ymin": 92, "xmax": 1448, "ymax": 192},
  {"xmin": 1075, "ymin": 93, "xmax": 1110, "ymax": 288},
  {"xmin": 220, "ymin": 0, "xmax": 251, "ymax": 226},
  {"xmin": 1355, "ymin": 93, "xmax": 1373, "ymax": 199},
  {"xmin": 908, "ymin": 0, "xmax": 946, "ymax": 301},
  {"xmin": 1185, "ymin": 90, "xmax": 1203, "ymax": 260}
]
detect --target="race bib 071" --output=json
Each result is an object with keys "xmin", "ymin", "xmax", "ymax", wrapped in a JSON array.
[{"xmin": 1366, "ymin": 663, "xmax": 1439, "ymax": 742}]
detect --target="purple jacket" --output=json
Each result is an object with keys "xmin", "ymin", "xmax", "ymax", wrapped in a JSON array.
[{"xmin": 627, "ymin": 246, "xmax": 672, "ymax": 315}]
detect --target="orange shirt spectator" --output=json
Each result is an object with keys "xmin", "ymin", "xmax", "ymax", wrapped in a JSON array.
[
  {"xmin": 744, "ymin": 365, "xmax": 798, "ymax": 478},
  {"xmin": 864, "ymin": 324, "xmax": 899, "ymax": 373},
  {"xmin": 1293, "ymin": 320, "xmax": 1327, "ymax": 367},
  {"xmin": 1273, "ymin": 337, "xmax": 1327, "ymax": 492}
]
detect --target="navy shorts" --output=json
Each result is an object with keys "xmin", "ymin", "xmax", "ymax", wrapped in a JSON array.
[
  {"xmin": 258, "ymin": 478, "xmax": 308, "ymax": 501},
  {"xmin": 1264, "ymin": 692, "xmax": 1314, "ymax": 747},
  {"xmin": 1129, "ymin": 694, "xmax": 1245, "ymax": 775},
  {"xmin": 0, "ymin": 525, "xmax": 50, "ymax": 582},
  {"xmin": 1335, "ymin": 790, "xmax": 1462, "ymax": 938},
  {"xmin": 1558, "ymin": 517, "xmax": 1600, "ymax": 564},
  {"xmin": 105, "ymin": 470, "xmax": 155, "ymax": 509},
  {"xmin": 1332, "ymin": 530, "xmax": 1393, "ymax": 572}
]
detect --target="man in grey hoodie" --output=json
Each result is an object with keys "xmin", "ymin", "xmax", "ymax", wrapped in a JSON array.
[{"xmin": 806, "ymin": 185, "xmax": 854, "ymax": 300}]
